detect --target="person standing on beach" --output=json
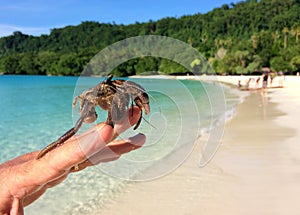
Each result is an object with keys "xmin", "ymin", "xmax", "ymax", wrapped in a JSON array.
[
  {"xmin": 262, "ymin": 72, "xmax": 269, "ymax": 93},
  {"xmin": 255, "ymin": 77, "xmax": 261, "ymax": 88}
]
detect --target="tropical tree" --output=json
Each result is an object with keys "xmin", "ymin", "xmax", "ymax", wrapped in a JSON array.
[
  {"xmin": 224, "ymin": 37, "xmax": 233, "ymax": 49},
  {"xmin": 234, "ymin": 50, "xmax": 250, "ymax": 68},
  {"xmin": 201, "ymin": 33, "xmax": 208, "ymax": 44},
  {"xmin": 272, "ymin": 31, "xmax": 280, "ymax": 44},
  {"xmin": 247, "ymin": 54, "xmax": 263, "ymax": 73},
  {"xmin": 37, "ymin": 51, "xmax": 60, "ymax": 75},
  {"xmin": 214, "ymin": 38, "xmax": 224, "ymax": 49},
  {"xmin": 290, "ymin": 56, "xmax": 300, "ymax": 71},
  {"xmin": 251, "ymin": 34, "xmax": 259, "ymax": 54},
  {"xmin": 56, "ymin": 53, "xmax": 81, "ymax": 76},
  {"xmin": 270, "ymin": 56, "xmax": 291, "ymax": 72},
  {"xmin": 290, "ymin": 25, "xmax": 300, "ymax": 42},
  {"xmin": 2, "ymin": 54, "xmax": 21, "ymax": 74},
  {"xmin": 282, "ymin": 27, "xmax": 289, "ymax": 49},
  {"xmin": 19, "ymin": 53, "xmax": 39, "ymax": 75}
]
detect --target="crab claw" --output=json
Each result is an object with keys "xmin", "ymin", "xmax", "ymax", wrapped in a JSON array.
[
  {"xmin": 123, "ymin": 80, "xmax": 150, "ymax": 116},
  {"xmin": 130, "ymin": 91, "xmax": 149, "ymax": 130},
  {"xmin": 134, "ymin": 92, "xmax": 150, "ymax": 115}
]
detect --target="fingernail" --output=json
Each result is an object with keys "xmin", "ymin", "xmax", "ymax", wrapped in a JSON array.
[{"xmin": 129, "ymin": 133, "xmax": 146, "ymax": 147}]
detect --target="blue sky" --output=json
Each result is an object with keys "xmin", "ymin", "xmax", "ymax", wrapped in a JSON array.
[{"xmin": 0, "ymin": 0, "xmax": 241, "ymax": 37}]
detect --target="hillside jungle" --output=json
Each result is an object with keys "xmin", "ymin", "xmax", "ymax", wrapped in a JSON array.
[{"xmin": 1, "ymin": 0, "xmax": 300, "ymax": 76}]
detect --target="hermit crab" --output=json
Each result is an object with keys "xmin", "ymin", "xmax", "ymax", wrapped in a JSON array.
[{"xmin": 37, "ymin": 75, "xmax": 150, "ymax": 159}]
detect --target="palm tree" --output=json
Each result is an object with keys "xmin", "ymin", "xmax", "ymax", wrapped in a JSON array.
[
  {"xmin": 188, "ymin": 37, "xmax": 193, "ymax": 46},
  {"xmin": 272, "ymin": 31, "xmax": 280, "ymax": 43},
  {"xmin": 224, "ymin": 37, "xmax": 233, "ymax": 49},
  {"xmin": 282, "ymin": 27, "xmax": 289, "ymax": 49},
  {"xmin": 214, "ymin": 38, "xmax": 222, "ymax": 49},
  {"xmin": 201, "ymin": 33, "xmax": 208, "ymax": 44},
  {"xmin": 251, "ymin": 34, "xmax": 259, "ymax": 54},
  {"xmin": 290, "ymin": 26, "xmax": 300, "ymax": 42},
  {"xmin": 215, "ymin": 38, "xmax": 226, "ymax": 49},
  {"xmin": 235, "ymin": 50, "xmax": 249, "ymax": 69}
]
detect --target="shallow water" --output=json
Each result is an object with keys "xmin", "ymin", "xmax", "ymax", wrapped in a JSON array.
[{"xmin": 0, "ymin": 75, "xmax": 241, "ymax": 214}]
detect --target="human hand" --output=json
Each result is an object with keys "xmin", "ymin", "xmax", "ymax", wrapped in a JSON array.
[{"xmin": 0, "ymin": 106, "xmax": 145, "ymax": 215}]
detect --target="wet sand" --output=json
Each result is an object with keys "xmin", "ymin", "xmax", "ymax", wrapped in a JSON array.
[{"xmin": 97, "ymin": 76, "xmax": 300, "ymax": 215}]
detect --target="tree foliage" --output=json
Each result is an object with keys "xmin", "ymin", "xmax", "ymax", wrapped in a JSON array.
[{"xmin": 1, "ymin": 0, "xmax": 300, "ymax": 76}]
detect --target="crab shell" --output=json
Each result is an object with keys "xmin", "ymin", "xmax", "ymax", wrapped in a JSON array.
[{"xmin": 74, "ymin": 75, "xmax": 150, "ymax": 129}]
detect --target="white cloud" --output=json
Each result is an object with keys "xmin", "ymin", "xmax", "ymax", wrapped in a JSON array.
[
  {"xmin": 0, "ymin": 0, "xmax": 47, "ymax": 12},
  {"xmin": 0, "ymin": 24, "xmax": 50, "ymax": 37}
]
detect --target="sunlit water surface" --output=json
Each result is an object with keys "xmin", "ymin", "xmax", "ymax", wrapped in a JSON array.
[{"xmin": 0, "ymin": 75, "xmax": 242, "ymax": 214}]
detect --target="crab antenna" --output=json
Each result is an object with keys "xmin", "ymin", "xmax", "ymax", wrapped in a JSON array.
[{"xmin": 142, "ymin": 116, "xmax": 157, "ymax": 129}]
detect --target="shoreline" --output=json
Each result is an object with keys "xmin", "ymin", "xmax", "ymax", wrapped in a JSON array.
[{"xmin": 97, "ymin": 75, "xmax": 300, "ymax": 214}]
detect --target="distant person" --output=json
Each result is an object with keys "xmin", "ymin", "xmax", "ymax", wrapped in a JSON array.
[
  {"xmin": 262, "ymin": 72, "xmax": 269, "ymax": 93},
  {"xmin": 245, "ymin": 78, "xmax": 252, "ymax": 90},
  {"xmin": 256, "ymin": 77, "xmax": 261, "ymax": 89},
  {"xmin": 238, "ymin": 80, "xmax": 242, "ymax": 89}
]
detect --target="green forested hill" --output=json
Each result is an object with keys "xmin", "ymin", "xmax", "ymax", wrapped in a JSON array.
[{"xmin": 1, "ymin": 0, "xmax": 300, "ymax": 76}]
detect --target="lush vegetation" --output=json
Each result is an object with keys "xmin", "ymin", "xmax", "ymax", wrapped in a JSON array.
[{"xmin": 1, "ymin": 0, "xmax": 300, "ymax": 76}]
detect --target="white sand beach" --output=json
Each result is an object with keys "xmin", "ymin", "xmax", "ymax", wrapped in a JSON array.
[{"xmin": 97, "ymin": 75, "xmax": 300, "ymax": 215}]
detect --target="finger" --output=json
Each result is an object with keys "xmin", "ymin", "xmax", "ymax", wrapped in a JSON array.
[
  {"xmin": 30, "ymin": 107, "xmax": 142, "ymax": 182},
  {"xmin": 107, "ymin": 133, "xmax": 145, "ymax": 155},
  {"xmin": 0, "ymin": 152, "xmax": 37, "ymax": 168},
  {"xmin": 89, "ymin": 133, "xmax": 146, "ymax": 165},
  {"xmin": 23, "ymin": 123, "xmax": 113, "ymax": 186},
  {"xmin": 71, "ymin": 133, "xmax": 146, "ymax": 170},
  {"xmin": 112, "ymin": 106, "xmax": 142, "ymax": 137}
]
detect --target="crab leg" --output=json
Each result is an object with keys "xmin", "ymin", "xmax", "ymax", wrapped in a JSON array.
[{"xmin": 36, "ymin": 116, "xmax": 84, "ymax": 159}]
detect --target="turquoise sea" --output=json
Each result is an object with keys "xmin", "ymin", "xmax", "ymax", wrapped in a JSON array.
[{"xmin": 0, "ymin": 75, "xmax": 242, "ymax": 214}]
